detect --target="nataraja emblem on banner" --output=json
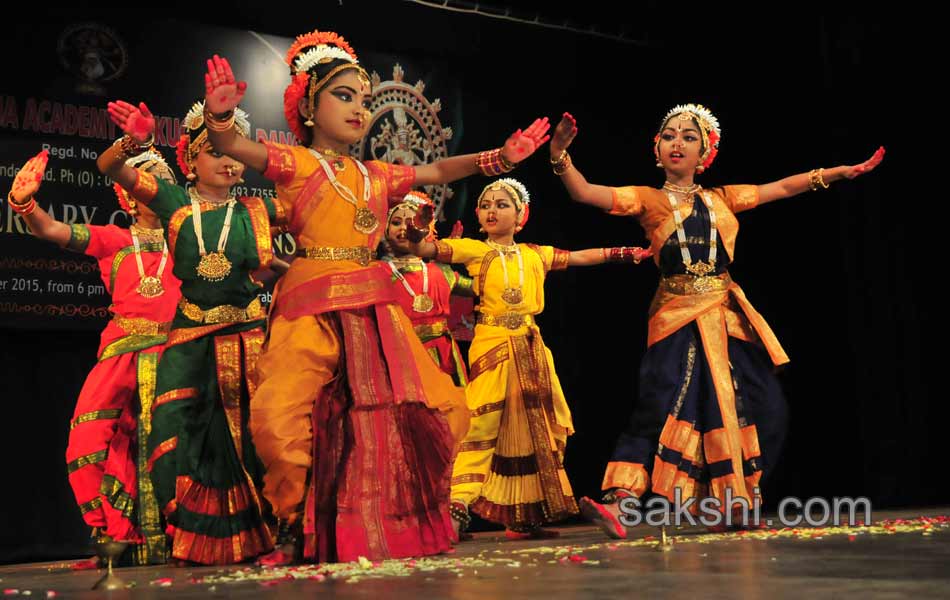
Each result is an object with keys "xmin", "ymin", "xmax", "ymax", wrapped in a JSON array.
[{"xmin": 352, "ymin": 64, "xmax": 454, "ymax": 220}]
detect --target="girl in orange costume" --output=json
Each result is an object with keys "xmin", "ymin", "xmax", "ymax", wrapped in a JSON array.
[{"xmin": 201, "ymin": 30, "xmax": 551, "ymax": 563}]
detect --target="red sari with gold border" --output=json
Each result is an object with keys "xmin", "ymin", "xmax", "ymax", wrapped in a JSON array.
[
  {"xmin": 63, "ymin": 223, "xmax": 180, "ymax": 564},
  {"xmin": 386, "ymin": 258, "xmax": 472, "ymax": 387}
]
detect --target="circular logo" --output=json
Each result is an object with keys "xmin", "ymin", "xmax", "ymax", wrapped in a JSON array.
[
  {"xmin": 57, "ymin": 22, "xmax": 128, "ymax": 96},
  {"xmin": 352, "ymin": 64, "xmax": 454, "ymax": 219}
]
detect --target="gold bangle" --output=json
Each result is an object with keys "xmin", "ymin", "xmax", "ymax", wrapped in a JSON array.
[
  {"xmin": 499, "ymin": 151, "xmax": 516, "ymax": 172},
  {"xmin": 207, "ymin": 109, "xmax": 234, "ymax": 120},
  {"xmin": 551, "ymin": 149, "xmax": 571, "ymax": 175},
  {"xmin": 204, "ymin": 110, "xmax": 236, "ymax": 132},
  {"xmin": 7, "ymin": 189, "xmax": 31, "ymax": 207},
  {"xmin": 809, "ymin": 168, "xmax": 829, "ymax": 191},
  {"xmin": 115, "ymin": 135, "xmax": 137, "ymax": 158},
  {"xmin": 552, "ymin": 151, "xmax": 572, "ymax": 176},
  {"xmin": 114, "ymin": 134, "xmax": 153, "ymax": 158}
]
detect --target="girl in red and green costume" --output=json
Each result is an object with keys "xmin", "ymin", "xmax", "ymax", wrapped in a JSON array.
[
  {"xmin": 381, "ymin": 191, "xmax": 474, "ymax": 387},
  {"xmin": 9, "ymin": 146, "xmax": 181, "ymax": 566}
]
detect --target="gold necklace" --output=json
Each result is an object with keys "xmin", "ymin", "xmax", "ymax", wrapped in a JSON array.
[
  {"xmin": 388, "ymin": 255, "xmax": 423, "ymax": 268},
  {"xmin": 486, "ymin": 238, "xmax": 518, "ymax": 253},
  {"xmin": 309, "ymin": 149, "xmax": 378, "ymax": 235},
  {"xmin": 130, "ymin": 224, "xmax": 168, "ymax": 298},
  {"xmin": 188, "ymin": 187, "xmax": 237, "ymax": 282},
  {"xmin": 663, "ymin": 181, "xmax": 701, "ymax": 195},
  {"xmin": 486, "ymin": 240, "xmax": 524, "ymax": 306},
  {"xmin": 130, "ymin": 223, "xmax": 164, "ymax": 244},
  {"xmin": 314, "ymin": 147, "xmax": 347, "ymax": 171},
  {"xmin": 665, "ymin": 188, "xmax": 718, "ymax": 280},
  {"xmin": 386, "ymin": 259, "xmax": 434, "ymax": 313}
]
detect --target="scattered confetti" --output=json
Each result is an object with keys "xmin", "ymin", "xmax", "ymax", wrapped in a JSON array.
[{"xmin": 177, "ymin": 516, "xmax": 950, "ymax": 588}]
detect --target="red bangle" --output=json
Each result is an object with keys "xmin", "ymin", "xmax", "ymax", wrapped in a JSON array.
[
  {"xmin": 476, "ymin": 148, "xmax": 515, "ymax": 177},
  {"xmin": 11, "ymin": 198, "xmax": 36, "ymax": 216},
  {"xmin": 607, "ymin": 247, "xmax": 643, "ymax": 264},
  {"xmin": 8, "ymin": 190, "xmax": 36, "ymax": 215}
]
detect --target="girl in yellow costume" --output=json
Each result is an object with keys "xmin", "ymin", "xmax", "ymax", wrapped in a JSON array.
[
  {"xmin": 200, "ymin": 30, "xmax": 552, "ymax": 563},
  {"xmin": 409, "ymin": 178, "xmax": 651, "ymax": 538},
  {"xmin": 548, "ymin": 107, "xmax": 884, "ymax": 537}
]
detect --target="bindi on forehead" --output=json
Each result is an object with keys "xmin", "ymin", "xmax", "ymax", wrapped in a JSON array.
[{"xmin": 664, "ymin": 125, "xmax": 699, "ymax": 136}]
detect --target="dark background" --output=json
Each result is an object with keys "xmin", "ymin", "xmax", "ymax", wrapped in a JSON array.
[{"xmin": 1, "ymin": 1, "xmax": 929, "ymax": 563}]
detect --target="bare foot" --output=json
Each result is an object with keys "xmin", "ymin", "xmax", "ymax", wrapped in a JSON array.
[
  {"xmin": 449, "ymin": 501, "xmax": 472, "ymax": 543},
  {"xmin": 70, "ymin": 557, "xmax": 100, "ymax": 570},
  {"xmin": 579, "ymin": 496, "xmax": 627, "ymax": 539},
  {"xmin": 505, "ymin": 527, "xmax": 560, "ymax": 540},
  {"xmin": 257, "ymin": 544, "xmax": 294, "ymax": 567}
]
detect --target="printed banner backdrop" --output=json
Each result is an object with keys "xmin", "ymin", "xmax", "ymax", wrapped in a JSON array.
[
  {"xmin": 0, "ymin": 8, "xmax": 928, "ymax": 568},
  {"xmin": 0, "ymin": 20, "xmax": 464, "ymax": 330}
]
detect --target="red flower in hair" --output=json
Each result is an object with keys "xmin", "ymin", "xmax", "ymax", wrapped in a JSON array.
[
  {"xmin": 175, "ymin": 134, "xmax": 192, "ymax": 176},
  {"xmin": 703, "ymin": 130, "xmax": 720, "ymax": 170},
  {"xmin": 404, "ymin": 190, "xmax": 434, "ymax": 206},
  {"xmin": 286, "ymin": 30, "xmax": 357, "ymax": 67},
  {"xmin": 397, "ymin": 192, "xmax": 437, "ymax": 240},
  {"xmin": 113, "ymin": 182, "xmax": 132, "ymax": 213},
  {"xmin": 518, "ymin": 202, "xmax": 530, "ymax": 228},
  {"xmin": 283, "ymin": 72, "xmax": 311, "ymax": 143},
  {"xmin": 416, "ymin": 198, "xmax": 438, "ymax": 241}
]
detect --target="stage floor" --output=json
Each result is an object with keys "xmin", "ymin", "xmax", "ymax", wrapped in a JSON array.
[{"xmin": 2, "ymin": 508, "xmax": 948, "ymax": 599}]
